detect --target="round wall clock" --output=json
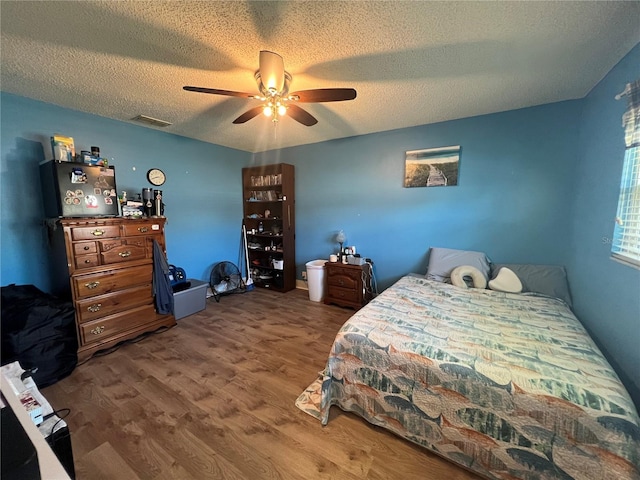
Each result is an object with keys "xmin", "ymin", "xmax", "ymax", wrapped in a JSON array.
[{"xmin": 147, "ymin": 168, "xmax": 166, "ymax": 186}]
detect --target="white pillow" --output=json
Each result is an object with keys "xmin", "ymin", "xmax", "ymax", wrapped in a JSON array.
[
  {"xmin": 426, "ymin": 247, "xmax": 491, "ymax": 283},
  {"xmin": 488, "ymin": 267, "xmax": 523, "ymax": 293},
  {"xmin": 450, "ymin": 265, "xmax": 487, "ymax": 289}
]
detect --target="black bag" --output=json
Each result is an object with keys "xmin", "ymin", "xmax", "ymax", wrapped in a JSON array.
[{"xmin": 1, "ymin": 284, "xmax": 78, "ymax": 388}]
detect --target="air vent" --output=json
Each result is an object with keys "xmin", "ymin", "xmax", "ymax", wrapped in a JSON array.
[{"xmin": 131, "ymin": 115, "xmax": 172, "ymax": 128}]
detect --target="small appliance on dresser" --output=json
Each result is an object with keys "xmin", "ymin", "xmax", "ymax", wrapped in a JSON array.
[{"xmin": 39, "ymin": 160, "xmax": 119, "ymax": 218}]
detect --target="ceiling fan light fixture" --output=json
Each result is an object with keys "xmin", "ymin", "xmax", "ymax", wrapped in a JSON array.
[
  {"xmin": 259, "ymin": 50, "xmax": 285, "ymax": 92},
  {"xmin": 255, "ymin": 70, "xmax": 292, "ymax": 97},
  {"xmin": 183, "ymin": 50, "xmax": 356, "ymax": 127}
]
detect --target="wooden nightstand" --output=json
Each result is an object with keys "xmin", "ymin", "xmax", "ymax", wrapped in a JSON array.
[{"xmin": 324, "ymin": 261, "xmax": 374, "ymax": 309}]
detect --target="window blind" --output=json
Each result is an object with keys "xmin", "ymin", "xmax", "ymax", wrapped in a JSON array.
[{"xmin": 612, "ymin": 79, "xmax": 640, "ymax": 267}]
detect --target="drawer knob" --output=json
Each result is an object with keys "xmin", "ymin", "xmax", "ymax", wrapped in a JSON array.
[
  {"xmin": 119, "ymin": 251, "xmax": 132, "ymax": 258},
  {"xmin": 90, "ymin": 326, "xmax": 105, "ymax": 335},
  {"xmin": 84, "ymin": 259, "xmax": 92, "ymax": 264},
  {"xmin": 137, "ymin": 227, "xmax": 148, "ymax": 233},
  {"xmin": 87, "ymin": 303, "xmax": 102, "ymax": 313},
  {"xmin": 83, "ymin": 245, "xmax": 90, "ymax": 250},
  {"xmin": 338, "ymin": 279, "xmax": 344, "ymax": 286},
  {"xmin": 85, "ymin": 281, "xmax": 100, "ymax": 289},
  {"xmin": 91, "ymin": 229, "xmax": 105, "ymax": 236}
]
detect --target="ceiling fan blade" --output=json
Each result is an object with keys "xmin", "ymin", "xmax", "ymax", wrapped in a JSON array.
[
  {"xmin": 233, "ymin": 106, "xmax": 264, "ymax": 124},
  {"xmin": 287, "ymin": 104, "xmax": 318, "ymax": 126},
  {"xmin": 290, "ymin": 88, "xmax": 357, "ymax": 103},
  {"xmin": 259, "ymin": 51, "xmax": 285, "ymax": 92},
  {"xmin": 184, "ymin": 86, "xmax": 255, "ymax": 98}
]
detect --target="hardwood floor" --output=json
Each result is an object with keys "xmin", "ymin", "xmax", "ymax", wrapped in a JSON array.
[{"xmin": 42, "ymin": 287, "xmax": 482, "ymax": 480}]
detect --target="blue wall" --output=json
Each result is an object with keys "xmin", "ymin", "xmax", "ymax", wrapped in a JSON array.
[
  {"xmin": 1, "ymin": 45, "xmax": 638, "ymax": 405},
  {"xmin": 567, "ymin": 43, "xmax": 640, "ymax": 403},
  {"xmin": 0, "ymin": 93, "xmax": 250, "ymax": 293},
  {"xmin": 253, "ymin": 101, "xmax": 581, "ymax": 290}
]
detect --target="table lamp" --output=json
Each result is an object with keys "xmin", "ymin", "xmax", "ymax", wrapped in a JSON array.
[{"xmin": 336, "ymin": 230, "xmax": 346, "ymax": 254}]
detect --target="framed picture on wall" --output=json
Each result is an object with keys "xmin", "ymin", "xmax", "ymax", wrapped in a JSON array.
[{"xmin": 404, "ymin": 145, "xmax": 461, "ymax": 188}]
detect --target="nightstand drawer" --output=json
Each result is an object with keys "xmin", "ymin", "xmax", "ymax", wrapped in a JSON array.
[
  {"xmin": 327, "ymin": 285, "xmax": 359, "ymax": 303},
  {"xmin": 327, "ymin": 272, "xmax": 358, "ymax": 289}
]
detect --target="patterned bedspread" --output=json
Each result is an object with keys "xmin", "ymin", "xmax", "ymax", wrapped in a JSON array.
[{"xmin": 319, "ymin": 275, "xmax": 640, "ymax": 480}]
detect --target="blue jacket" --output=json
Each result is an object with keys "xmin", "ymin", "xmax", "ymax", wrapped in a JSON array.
[{"xmin": 152, "ymin": 239, "xmax": 174, "ymax": 315}]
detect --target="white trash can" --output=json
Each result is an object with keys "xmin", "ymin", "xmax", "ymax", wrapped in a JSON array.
[{"xmin": 305, "ymin": 259, "xmax": 327, "ymax": 302}]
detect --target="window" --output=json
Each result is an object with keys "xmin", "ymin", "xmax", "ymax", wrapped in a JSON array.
[{"xmin": 612, "ymin": 79, "xmax": 640, "ymax": 267}]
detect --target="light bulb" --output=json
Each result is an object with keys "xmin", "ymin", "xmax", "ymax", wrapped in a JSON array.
[
  {"xmin": 263, "ymin": 106, "xmax": 273, "ymax": 117},
  {"xmin": 277, "ymin": 104, "xmax": 287, "ymax": 116}
]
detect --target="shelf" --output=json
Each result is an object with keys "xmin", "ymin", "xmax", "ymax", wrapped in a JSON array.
[
  {"xmin": 251, "ymin": 266, "xmax": 284, "ymax": 272},
  {"xmin": 249, "ymin": 173, "xmax": 282, "ymax": 187},
  {"xmin": 249, "ymin": 185, "xmax": 283, "ymax": 190},
  {"xmin": 243, "ymin": 163, "xmax": 294, "ymax": 293},
  {"xmin": 247, "ymin": 233, "xmax": 282, "ymax": 238}
]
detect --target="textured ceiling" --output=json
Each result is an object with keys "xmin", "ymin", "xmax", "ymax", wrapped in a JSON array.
[{"xmin": 1, "ymin": 1, "xmax": 639, "ymax": 153}]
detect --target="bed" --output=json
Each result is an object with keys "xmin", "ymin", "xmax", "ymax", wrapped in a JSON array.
[{"xmin": 299, "ymin": 273, "xmax": 640, "ymax": 479}]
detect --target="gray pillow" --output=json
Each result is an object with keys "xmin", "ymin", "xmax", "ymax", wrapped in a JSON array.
[
  {"xmin": 426, "ymin": 247, "xmax": 491, "ymax": 284},
  {"xmin": 491, "ymin": 264, "xmax": 572, "ymax": 307}
]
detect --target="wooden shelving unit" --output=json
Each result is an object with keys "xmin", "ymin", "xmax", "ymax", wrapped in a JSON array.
[{"xmin": 242, "ymin": 163, "xmax": 295, "ymax": 292}]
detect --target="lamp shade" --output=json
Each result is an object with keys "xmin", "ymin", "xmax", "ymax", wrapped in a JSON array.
[
  {"xmin": 259, "ymin": 51, "xmax": 285, "ymax": 93},
  {"xmin": 335, "ymin": 230, "xmax": 346, "ymax": 244}
]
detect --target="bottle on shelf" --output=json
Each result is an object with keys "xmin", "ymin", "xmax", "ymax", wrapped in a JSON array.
[{"xmin": 242, "ymin": 163, "xmax": 294, "ymax": 292}]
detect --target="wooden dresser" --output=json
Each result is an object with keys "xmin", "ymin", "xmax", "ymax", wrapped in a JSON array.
[
  {"xmin": 324, "ymin": 262, "xmax": 374, "ymax": 309},
  {"xmin": 59, "ymin": 217, "xmax": 176, "ymax": 362}
]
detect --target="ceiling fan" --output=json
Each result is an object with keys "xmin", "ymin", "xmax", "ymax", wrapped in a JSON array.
[{"xmin": 183, "ymin": 51, "xmax": 356, "ymax": 126}]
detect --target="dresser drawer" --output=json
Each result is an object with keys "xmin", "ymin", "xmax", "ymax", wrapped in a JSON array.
[
  {"xmin": 73, "ymin": 242, "xmax": 97, "ymax": 256},
  {"xmin": 76, "ymin": 284, "xmax": 153, "ymax": 323},
  {"xmin": 80, "ymin": 304, "xmax": 158, "ymax": 345},
  {"xmin": 101, "ymin": 244, "xmax": 147, "ymax": 265},
  {"xmin": 327, "ymin": 285, "xmax": 359, "ymax": 303},
  {"xmin": 73, "ymin": 264, "xmax": 152, "ymax": 298},
  {"xmin": 327, "ymin": 269, "xmax": 359, "ymax": 289},
  {"xmin": 124, "ymin": 237, "xmax": 146, "ymax": 248},
  {"xmin": 122, "ymin": 222, "xmax": 164, "ymax": 237},
  {"xmin": 74, "ymin": 254, "xmax": 100, "ymax": 269},
  {"xmin": 71, "ymin": 225, "xmax": 120, "ymax": 241},
  {"xmin": 98, "ymin": 239, "xmax": 124, "ymax": 252}
]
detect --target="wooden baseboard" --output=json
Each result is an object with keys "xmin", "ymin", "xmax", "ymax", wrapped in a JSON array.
[{"xmin": 296, "ymin": 279, "xmax": 308, "ymax": 290}]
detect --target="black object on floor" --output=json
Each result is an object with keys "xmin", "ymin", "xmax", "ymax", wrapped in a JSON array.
[
  {"xmin": 1, "ymin": 284, "xmax": 78, "ymax": 388},
  {"xmin": 1, "ymin": 404, "xmax": 41, "ymax": 480}
]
